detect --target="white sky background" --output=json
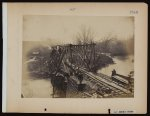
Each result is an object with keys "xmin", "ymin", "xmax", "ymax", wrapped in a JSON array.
[{"xmin": 23, "ymin": 16, "xmax": 134, "ymax": 44}]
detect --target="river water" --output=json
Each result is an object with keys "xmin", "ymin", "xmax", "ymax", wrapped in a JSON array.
[
  {"xmin": 97, "ymin": 55, "xmax": 134, "ymax": 77},
  {"xmin": 22, "ymin": 77, "xmax": 53, "ymax": 98},
  {"xmin": 22, "ymin": 55, "xmax": 134, "ymax": 98}
]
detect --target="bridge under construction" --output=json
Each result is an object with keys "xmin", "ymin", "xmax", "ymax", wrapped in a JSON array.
[{"xmin": 44, "ymin": 43, "xmax": 134, "ymax": 98}]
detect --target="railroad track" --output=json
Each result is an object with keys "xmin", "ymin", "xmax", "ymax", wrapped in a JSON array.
[
  {"xmin": 79, "ymin": 68, "xmax": 131, "ymax": 94},
  {"xmin": 64, "ymin": 61, "xmax": 132, "ymax": 97}
]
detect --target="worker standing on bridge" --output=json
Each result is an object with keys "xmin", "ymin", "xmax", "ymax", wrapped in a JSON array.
[
  {"xmin": 51, "ymin": 47, "xmax": 56, "ymax": 55},
  {"xmin": 77, "ymin": 72, "xmax": 83, "ymax": 84},
  {"xmin": 111, "ymin": 69, "xmax": 116, "ymax": 77},
  {"xmin": 62, "ymin": 75, "xmax": 68, "ymax": 98},
  {"xmin": 63, "ymin": 71, "xmax": 70, "ymax": 81},
  {"xmin": 58, "ymin": 46, "xmax": 62, "ymax": 54}
]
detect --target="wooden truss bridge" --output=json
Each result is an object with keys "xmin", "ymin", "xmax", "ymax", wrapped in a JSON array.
[{"xmin": 48, "ymin": 43, "xmax": 133, "ymax": 98}]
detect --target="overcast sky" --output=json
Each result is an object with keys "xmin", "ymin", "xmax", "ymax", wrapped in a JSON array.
[{"xmin": 23, "ymin": 16, "xmax": 134, "ymax": 44}]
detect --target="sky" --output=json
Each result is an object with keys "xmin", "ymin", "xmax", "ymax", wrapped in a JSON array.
[{"xmin": 23, "ymin": 16, "xmax": 134, "ymax": 45}]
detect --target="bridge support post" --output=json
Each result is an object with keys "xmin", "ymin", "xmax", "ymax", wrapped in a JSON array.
[{"xmin": 69, "ymin": 44, "xmax": 73, "ymax": 64}]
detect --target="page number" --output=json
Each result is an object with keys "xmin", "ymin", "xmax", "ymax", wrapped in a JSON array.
[{"xmin": 130, "ymin": 10, "xmax": 138, "ymax": 14}]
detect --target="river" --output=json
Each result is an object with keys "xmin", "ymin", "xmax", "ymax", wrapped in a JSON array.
[
  {"xmin": 97, "ymin": 55, "xmax": 134, "ymax": 77},
  {"xmin": 22, "ymin": 77, "xmax": 53, "ymax": 98},
  {"xmin": 22, "ymin": 55, "xmax": 134, "ymax": 98}
]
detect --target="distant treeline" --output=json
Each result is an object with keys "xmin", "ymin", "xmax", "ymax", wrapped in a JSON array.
[
  {"xmin": 91, "ymin": 53, "xmax": 114, "ymax": 72},
  {"xmin": 96, "ymin": 38, "xmax": 134, "ymax": 56}
]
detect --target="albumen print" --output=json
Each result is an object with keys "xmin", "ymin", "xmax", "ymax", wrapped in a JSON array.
[{"xmin": 22, "ymin": 16, "xmax": 134, "ymax": 98}]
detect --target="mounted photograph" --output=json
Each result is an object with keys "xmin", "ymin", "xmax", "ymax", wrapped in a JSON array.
[{"xmin": 4, "ymin": 3, "xmax": 147, "ymax": 113}]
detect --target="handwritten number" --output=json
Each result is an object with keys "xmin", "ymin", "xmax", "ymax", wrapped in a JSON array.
[
  {"xmin": 130, "ymin": 10, "xmax": 138, "ymax": 14},
  {"xmin": 70, "ymin": 8, "xmax": 76, "ymax": 11}
]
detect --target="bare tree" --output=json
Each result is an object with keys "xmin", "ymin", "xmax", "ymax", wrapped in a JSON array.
[
  {"xmin": 99, "ymin": 34, "xmax": 116, "ymax": 53},
  {"xmin": 76, "ymin": 25, "xmax": 95, "ymax": 44}
]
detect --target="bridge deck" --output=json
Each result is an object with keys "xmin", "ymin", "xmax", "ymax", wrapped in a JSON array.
[
  {"xmin": 66, "ymin": 62, "xmax": 131, "ymax": 94},
  {"xmin": 79, "ymin": 68, "xmax": 131, "ymax": 94}
]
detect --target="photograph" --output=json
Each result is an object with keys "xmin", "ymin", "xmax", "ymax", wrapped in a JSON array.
[{"xmin": 22, "ymin": 16, "xmax": 134, "ymax": 98}]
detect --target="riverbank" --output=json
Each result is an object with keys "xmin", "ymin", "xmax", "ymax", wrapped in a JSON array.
[
  {"xmin": 91, "ymin": 53, "xmax": 114, "ymax": 73},
  {"xmin": 98, "ymin": 55, "xmax": 134, "ymax": 77}
]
